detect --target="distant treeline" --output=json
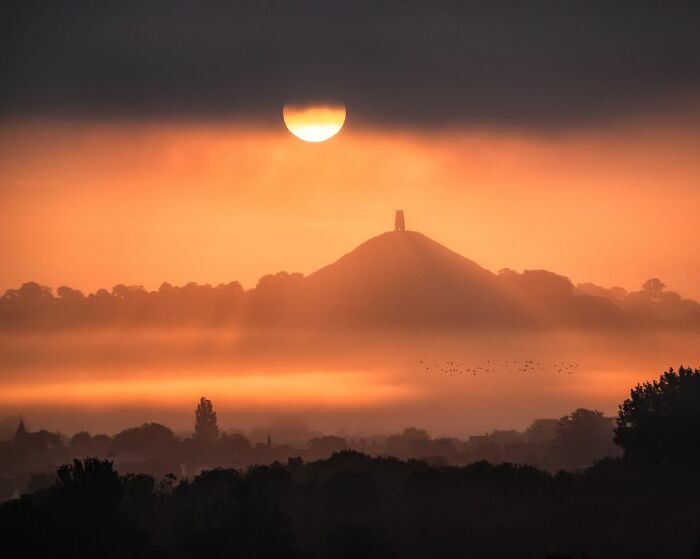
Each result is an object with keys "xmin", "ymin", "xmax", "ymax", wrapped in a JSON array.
[
  {"xmin": 1, "ymin": 272, "xmax": 699, "ymax": 331},
  {"xmin": 0, "ymin": 406, "xmax": 620, "ymax": 495}
]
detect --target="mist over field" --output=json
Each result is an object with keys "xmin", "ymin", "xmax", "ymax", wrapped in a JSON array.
[
  {"xmin": 2, "ymin": 228, "xmax": 698, "ymax": 437},
  {"xmin": 2, "ymin": 327, "xmax": 697, "ymax": 437}
]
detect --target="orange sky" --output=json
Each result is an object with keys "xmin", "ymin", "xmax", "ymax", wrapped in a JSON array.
[{"xmin": 1, "ymin": 115, "xmax": 699, "ymax": 300}]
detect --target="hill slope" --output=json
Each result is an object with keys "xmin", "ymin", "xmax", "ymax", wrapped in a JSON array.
[{"xmin": 304, "ymin": 230, "xmax": 514, "ymax": 326}]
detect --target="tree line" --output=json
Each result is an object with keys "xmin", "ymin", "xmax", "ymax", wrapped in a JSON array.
[{"xmin": 2, "ymin": 273, "xmax": 699, "ymax": 330}]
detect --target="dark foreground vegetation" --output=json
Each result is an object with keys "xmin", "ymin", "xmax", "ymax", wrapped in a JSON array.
[
  {"xmin": 2, "ymin": 367, "xmax": 700, "ymax": 558},
  {"xmin": 1, "ymin": 453, "xmax": 700, "ymax": 559}
]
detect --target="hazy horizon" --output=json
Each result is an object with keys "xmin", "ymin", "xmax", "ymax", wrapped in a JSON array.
[{"xmin": 2, "ymin": 327, "xmax": 697, "ymax": 437}]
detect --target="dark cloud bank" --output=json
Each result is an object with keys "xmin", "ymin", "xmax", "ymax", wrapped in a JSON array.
[{"xmin": 2, "ymin": 1, "xmax": 700, "ymax": 128}]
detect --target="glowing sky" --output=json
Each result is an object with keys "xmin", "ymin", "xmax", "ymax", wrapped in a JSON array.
[
  {"xmin": 1, "ymin": 112, "xmax": 699, "ymax": 435},
  {"xmin": 1, "ymin": 115, "xmax": 699, "ymax": 300}
]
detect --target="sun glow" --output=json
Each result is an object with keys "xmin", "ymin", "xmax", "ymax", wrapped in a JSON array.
[{"xmin": 282, "ymin": 103, "xmax": 346, "ymax": 142}]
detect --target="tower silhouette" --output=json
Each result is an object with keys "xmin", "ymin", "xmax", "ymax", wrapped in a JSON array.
[
  {"xmin": 13, "ymin": 418, "xmax": 27, "ymax": 442},
  {"xmin": 395, "ymin": 210, "xmax": 405, "ymax": 231}
]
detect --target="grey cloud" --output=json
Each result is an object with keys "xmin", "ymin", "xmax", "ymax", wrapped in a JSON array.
[{"xmin": 1, "ymin": 0, "xmax": 699, "ymax": 129}]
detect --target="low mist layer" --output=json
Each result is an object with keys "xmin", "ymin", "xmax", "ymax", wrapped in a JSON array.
[{"xmin": 2, "ymin": 328, "xmax": 697, "ymax": 436}]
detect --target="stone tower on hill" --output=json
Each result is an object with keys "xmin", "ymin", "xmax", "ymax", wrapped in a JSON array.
[{"xmin": 395, "ymin": 210, "xmax": 405, "ymax": 231}]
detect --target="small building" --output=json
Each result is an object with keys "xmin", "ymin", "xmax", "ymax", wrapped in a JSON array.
[{"xmin": 13, "ymin": 419, "xmax": 62, "ymax": 451}]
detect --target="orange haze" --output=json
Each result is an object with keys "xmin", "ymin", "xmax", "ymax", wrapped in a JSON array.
[
  {"xmin": 1, "ymin": 116, "xmax": 699, "ymax": 435},
  {"xmin": 1, "ymin": 117, "xmax": 699, "ymax": 299}
]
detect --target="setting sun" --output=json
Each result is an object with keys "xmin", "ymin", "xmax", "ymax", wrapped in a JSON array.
[{"xmin": 282, "ymin": 103, "xmax": 346, "ymax": 142}]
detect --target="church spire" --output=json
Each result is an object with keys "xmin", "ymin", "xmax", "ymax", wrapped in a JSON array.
[{"xmin": 14, "ymin": 417, "xmax": 28, "ymax": 442}]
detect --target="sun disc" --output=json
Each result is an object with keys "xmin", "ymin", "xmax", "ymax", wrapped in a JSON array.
[{"xmin": 283, "ymin": 103, "xmax": 346, "ymax": 142}]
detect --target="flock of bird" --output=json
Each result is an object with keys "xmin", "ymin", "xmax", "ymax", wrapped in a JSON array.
[{"xmin": 419, "ymin": 358, "xmax": 579, "ymax": 376}]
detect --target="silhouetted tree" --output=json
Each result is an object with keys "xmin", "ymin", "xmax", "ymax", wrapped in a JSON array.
[
  {"xmin": 218, "ymin": 433, "xmax": 252, "ymax": 453},
  {"xmin": 70, "ymin": 430, "xmax": 94, "ymax": 456},
  {"xmin": 642, "ymin": 278, "xmax": 666, "ymax": 301},
  {"xmin": 553, "ymin": 408, "xmax": 619, "ymax": 469},
  {"xmin": 385, "ymin": 427, "xmax": 431, "ymax": 456},
  {"xmin": 615, "ymin": 366, "xmax": 700, "ymax": 468},
  {"xmin": 0, "ymin": 458, "xmax": 151, "ymax": 557},
  {"xmin": 54, "ymin": 458, "xmax": 123, "ymax": 511},
  {"xmin": 523, "ymin": 418, "xmax": 558, "ymax": 444},
  {"xmin": 194, "ymin": 397, "xmax": 219, "ymax": 442},
  {"xmin": 57, "ymin": 285, "xmax": 85, "ymax": 300},
  {"xmin": 113, "ymin": 422, "xmax": 177, "ymax": 457},
  {"xmin": 1, "ymin": 281, "xmax": 52, "ymax": 302},
  {"xmin": 175, "ymin": 468, "xmax": 299, "ymax": 558}
]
